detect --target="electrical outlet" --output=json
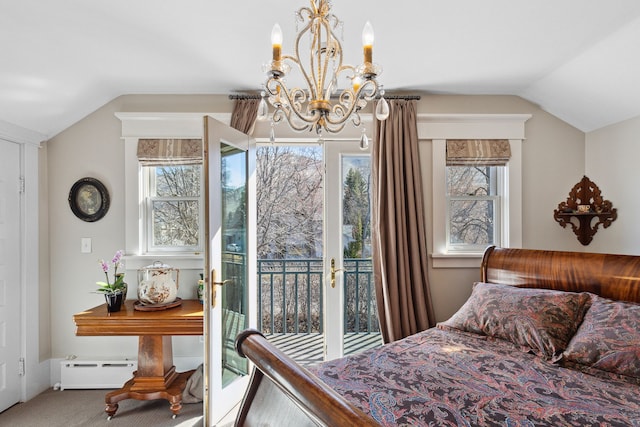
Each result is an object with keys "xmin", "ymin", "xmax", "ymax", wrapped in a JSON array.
[{"xmin": 81, "ymin": 238, "xmax": 92, "ymax": 253}]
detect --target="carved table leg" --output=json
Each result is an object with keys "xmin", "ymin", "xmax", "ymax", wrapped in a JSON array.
[{"xmin": 102, "ymin": 335, "xmax": 195, "ymax": 418}]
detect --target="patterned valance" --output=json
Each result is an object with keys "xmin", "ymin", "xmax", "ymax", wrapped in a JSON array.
[
  {"xmin": 446, "ymin": 139, "xmax": 511, "ymax": 166},
  {"xmin": 137, "ymin": 139, "xmax": 203, "ymax": 166}
]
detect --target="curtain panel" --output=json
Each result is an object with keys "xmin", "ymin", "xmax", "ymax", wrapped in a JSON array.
[
  {"xmin": 446, "ymin": 139, "xmax": 511, "ymax": 166},
  {"xmin": 230, "ymin": 98, "xmax": 260, "ymax": 134},
  {"xmin": 372, "ymin": 99, "xmax": 435, "ymax": 343},
  {"xmin": 137, "ymin": 139, "xmax": 203, "ymax": 166}
]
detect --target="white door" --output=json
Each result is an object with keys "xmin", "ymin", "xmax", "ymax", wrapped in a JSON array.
[
  {"xmin": 324, "ymin": 141, "xmax": 379, "ymax": 360},
  {"xmin": 204, "ymin": 117, "xmax": 257, "ymax": 426},
  {"xmin": 0, "ymin": 139, "xmax": 22, "ymax": 412}
]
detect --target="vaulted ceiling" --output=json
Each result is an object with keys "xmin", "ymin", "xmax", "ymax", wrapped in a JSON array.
[{"xmin": 3, "ymin": 0, "xmax": 640, "ymax": 139}]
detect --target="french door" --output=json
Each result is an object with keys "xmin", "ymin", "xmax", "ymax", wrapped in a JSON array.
[
  {"xmin": 324, "ymin": 141, "xmax": 379, "ymax": 360},
  {"xmin": 204, "ymin": 117, "xmax": 256, "ymax": 426},
  {"xmin": 256, "ymin": 139, "xmax": 380, "ymax": 363}
]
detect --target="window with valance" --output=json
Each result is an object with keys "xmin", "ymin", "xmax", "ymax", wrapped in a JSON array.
[
  {"xmin": 137, "ymin": 138, "xmax": 204, "ymax": 253},
  {"xmin": 445, "ymin": 139, "xmax": 511, "ymax": 252}
]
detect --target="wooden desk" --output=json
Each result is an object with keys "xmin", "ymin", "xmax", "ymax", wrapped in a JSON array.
[{"xmin": 73, "ymin": 299, "xmax": 203, "ymax": 419}]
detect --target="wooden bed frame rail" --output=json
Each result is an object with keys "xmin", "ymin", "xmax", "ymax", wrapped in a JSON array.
[{"xmin": 235, "ymin": 329, "xmax": 378, "ymax": 426}]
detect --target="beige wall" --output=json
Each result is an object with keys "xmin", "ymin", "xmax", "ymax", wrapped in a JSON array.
[
  {"xmin": 44, "ymin": 93, "xmax": 589, "ymax": 359},
  {"xmin": 45, "ymin": 95, "xmax": 234, "ymax": 360},
  {"xmin": 585, "ymin": 115, "xmax": 640, "ymax": 255},
  {"xmin": 416, "ymin": 95, "xmax": 587, "ymax": 320}
]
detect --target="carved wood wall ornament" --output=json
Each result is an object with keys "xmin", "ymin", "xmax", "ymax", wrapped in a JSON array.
[{"xmin": 553, "ymin": 175, "xmax": 617, "ymax": 245}]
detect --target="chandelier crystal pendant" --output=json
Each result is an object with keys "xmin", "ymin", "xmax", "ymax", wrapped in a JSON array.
[{"xmin": 257, "ymin": 0, "xmax": 389, "ymax": 136}]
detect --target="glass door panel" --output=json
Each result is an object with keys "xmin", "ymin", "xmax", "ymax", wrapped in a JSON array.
[
  {"xmin": 254, "ymin": 141, "xmax": 380, "ymax": 365},
  {"xmin": 325, "ymin": 142, "xmax": 381, "ymax": 360},
  {"xmin": 255, "ymin": 145, "xmax": 324, "ymax": 364},
  {"xmin": 220, "ymin": 145, "xmax": 249, "ymax": 387}
]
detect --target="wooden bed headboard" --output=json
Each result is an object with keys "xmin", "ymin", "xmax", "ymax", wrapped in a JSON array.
[{"xmin": 481, "ymin": 246, "xmax": 640, "ymax": 304}]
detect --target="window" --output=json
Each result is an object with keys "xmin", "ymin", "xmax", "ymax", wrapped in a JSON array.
[
  {"xmin": 119, "ymin": 113, "xmax": 229, "ymax": 271},
  {"xmin": 132, "ymin": 137, "xmax": 204, "ymax": 256},
  {"xmin": 424, "ymin": 114, "xmax": 530, "ymax": 268},
  {"xmin": 125, "ymin": 135, "xmax": 205, "ymax": 260},
  {"xmin": 442, "ymin": 139, "xmax": 510, "ymax": 256},
  {"xmin": 446, "ymin": 165, "xmax": 503, "ymax": 252},
  {"xmin": 432, "ymin": 136, "xmax": 521, "ymax": 267},
  {"xmin": 142, "ymin": 164, "xmax": 203, "ymax": 253}
]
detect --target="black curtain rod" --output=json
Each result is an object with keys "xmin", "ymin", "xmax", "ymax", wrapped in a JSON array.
[
  {"xmin": 229, "ymin": 94, "xmax": 421, "ymax": 100},
  {"xmin": 378, "ymin": 95, "xmax": 421, "ymax": 100},
  {"xmin": 228, "ymin": 94, "xmax": 261, "ymax": 100}
]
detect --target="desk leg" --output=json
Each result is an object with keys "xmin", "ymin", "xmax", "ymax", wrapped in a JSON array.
[{"xmin": 104, "ymin": 336, "xmax": 194, "ymax": 419}]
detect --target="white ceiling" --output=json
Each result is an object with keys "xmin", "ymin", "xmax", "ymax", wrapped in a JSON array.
[{"xmin": 3, "ymin": 0, "xmax": 640, "ymax": 139}]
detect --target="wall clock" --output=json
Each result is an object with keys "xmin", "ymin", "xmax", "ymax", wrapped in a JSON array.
[{"xmin": 68, "ymin": 177, "xmax": 110, "ymax": 222}]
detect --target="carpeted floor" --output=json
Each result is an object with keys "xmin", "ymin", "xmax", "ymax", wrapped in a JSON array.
[{"xmin": 0, "ymin": 388, "xmax": 205, "ymax": 427}]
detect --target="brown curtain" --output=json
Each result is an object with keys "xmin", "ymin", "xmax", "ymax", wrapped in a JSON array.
[
  {"xmin": 230, "ymin": 98, "xmax": 260, "ymax": 134},
  {"xmin": 372, "ymin": 99, "xmax": 435, "ymax": 343}
]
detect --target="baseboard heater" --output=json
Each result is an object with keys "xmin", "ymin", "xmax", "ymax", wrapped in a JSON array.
[{"xmin": 60, "ymin": 359, "xmax": 137, "ymax": 390}]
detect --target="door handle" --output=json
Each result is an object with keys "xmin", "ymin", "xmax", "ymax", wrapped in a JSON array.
[
  {"xmin": 330, "ymin": 258, "xmax": 343, "ymax": 288},
  {"xmin": 210, "ymin": 269, "xmax": 232, "ymax": 307}
]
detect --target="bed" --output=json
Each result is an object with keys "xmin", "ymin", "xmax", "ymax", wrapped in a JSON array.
[{"xmin": 234, "ymin": 246, "xmax": 640, "ymax": 426}]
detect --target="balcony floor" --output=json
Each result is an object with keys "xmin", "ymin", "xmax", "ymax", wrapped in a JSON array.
[{"xmin": 265, "ymin": 332, "xmax": 383, "ymax": 366}]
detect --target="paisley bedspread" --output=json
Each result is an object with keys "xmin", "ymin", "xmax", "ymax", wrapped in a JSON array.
[{"xmin": 310, "ymin": 328, "xmax": 640, "ymax": 426}]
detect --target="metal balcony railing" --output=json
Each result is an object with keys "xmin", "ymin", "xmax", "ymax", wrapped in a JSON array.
[{"xmin": 257, "ymin": 258, "xmax": 380, "ymax": 335}]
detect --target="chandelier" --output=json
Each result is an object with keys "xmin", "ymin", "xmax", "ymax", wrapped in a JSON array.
[{"xmin": 257, "ymin": 0, "xmax": 389, "ymax": 143}]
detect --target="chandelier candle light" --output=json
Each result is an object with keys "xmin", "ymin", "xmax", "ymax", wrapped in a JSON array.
[{"xmin": 257, "ymin": 0, "xmax": 389, "ymax": 146}]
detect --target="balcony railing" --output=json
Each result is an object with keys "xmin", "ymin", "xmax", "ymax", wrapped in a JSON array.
[{"xmin": 257, "ymin": 258, "xmax": 379, "ymax": 335}]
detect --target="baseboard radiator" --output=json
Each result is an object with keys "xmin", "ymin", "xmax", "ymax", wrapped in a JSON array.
[{"xmin": 60, "ymin": 359, "xmax": 137, "ymax": 390}]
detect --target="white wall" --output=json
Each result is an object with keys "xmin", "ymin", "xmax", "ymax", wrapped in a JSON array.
[
  {"xmin": 586, "ymin": 115, "xmax": 640, "ymax": 254},
  {"xmin": 44, "ymin": 93, "xmax": 591, "ymax": 361}
]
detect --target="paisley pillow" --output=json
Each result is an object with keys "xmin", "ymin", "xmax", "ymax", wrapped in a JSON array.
[
  {"xmin": 561, "ymin": 295, "xmax": 640, "ymax": 379},
  {"xmin": 437, "ymin": 282, "xmax": 591, "ymax": 359}
]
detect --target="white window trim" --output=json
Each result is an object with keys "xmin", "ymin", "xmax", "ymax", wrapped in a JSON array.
[
  {"xmin": 417, "ymin": 114, "xmax": 530, "ymax": 268},
  {"xmin": 117, "ymin": 112, "xmax": 230, "ymax": 271}
]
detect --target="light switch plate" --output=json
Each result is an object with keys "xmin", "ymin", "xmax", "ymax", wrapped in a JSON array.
[{"xmin": 81, "ymin": 238, "xmax": 92, "ymax": 253}]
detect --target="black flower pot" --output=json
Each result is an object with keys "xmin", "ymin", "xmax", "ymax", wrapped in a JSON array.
[
  {"xmin": 121, "ymin": 282, "xmax": 128, "ymax": 300},
  {"xmin": 105, "ymin": 292, "xmax": 123, "ymax": 313}
]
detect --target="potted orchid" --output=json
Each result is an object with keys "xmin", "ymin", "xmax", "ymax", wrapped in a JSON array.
[{"xmin": 95, "ymin": 250, "xmax": 127, "ymax": 312}]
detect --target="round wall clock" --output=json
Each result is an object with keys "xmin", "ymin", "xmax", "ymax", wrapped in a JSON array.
[{"xmin": 68, "ymin": 177, "xmax": 110, "ymax": 222}]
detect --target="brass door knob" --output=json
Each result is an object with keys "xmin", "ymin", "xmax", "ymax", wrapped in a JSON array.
[{"xmin": 330, "ymin": 258, "xmax": 343, "ymax": 288}]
